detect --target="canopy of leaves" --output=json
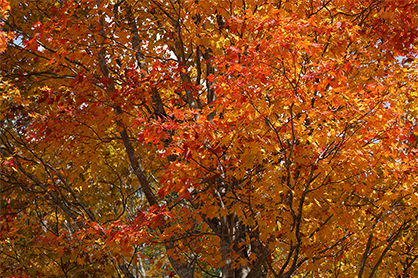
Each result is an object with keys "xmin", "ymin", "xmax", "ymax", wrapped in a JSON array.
[{"xmin": 1, "ymin": 0, "xmax": 417, "ymax": 278}]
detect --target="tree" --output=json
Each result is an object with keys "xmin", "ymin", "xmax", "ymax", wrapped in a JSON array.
[{"xmin": 1, "ymin": 0, "xmax": 417, "ymax": 277}]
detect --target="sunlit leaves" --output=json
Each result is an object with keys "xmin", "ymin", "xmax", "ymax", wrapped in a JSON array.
[{"xmin": 1, "ymin": 0, "xmax": 417, "ymax": 277}]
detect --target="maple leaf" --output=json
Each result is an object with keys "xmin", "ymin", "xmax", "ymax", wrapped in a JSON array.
[{"xmin": 0, "ymin": 1, "xmax": 417, "ymax": 278}]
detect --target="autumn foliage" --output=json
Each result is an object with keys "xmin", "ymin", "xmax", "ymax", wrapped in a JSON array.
[{"xmin": 1, "ymin": 0, "xmax": 418, "ymax": 277}]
